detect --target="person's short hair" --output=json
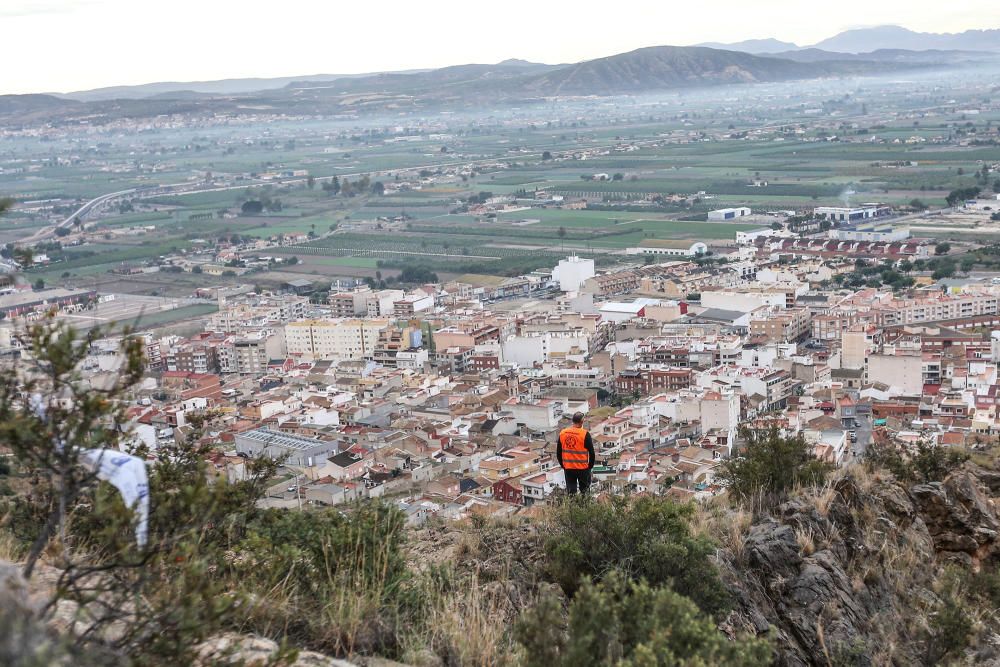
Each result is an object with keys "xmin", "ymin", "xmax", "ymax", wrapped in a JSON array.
[{"xmin": 572, "ymin": 412, "xmax": 584, "ymax": 425}]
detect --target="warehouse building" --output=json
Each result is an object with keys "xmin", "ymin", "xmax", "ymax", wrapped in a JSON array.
[{"xmin": 707, "ymin": 207, "xmax": 751, "ymax": 221}]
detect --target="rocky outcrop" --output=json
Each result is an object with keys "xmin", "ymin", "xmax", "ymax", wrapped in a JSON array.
[
  {"xmin": 910, "ymin": 469, "xmax": 1000, "ymax": 567},
  {"xmin": 722, "ymin": 467, "xmax": 1000, "ymax": 667},
  {"xmin": 0, "ymin": 561, "xmax": 62, "ymax": 667}
]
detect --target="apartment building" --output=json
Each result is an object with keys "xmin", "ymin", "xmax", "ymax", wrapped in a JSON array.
[
  {"xmin": 219, "ymin": 330, "xmax": 286, "ymax": 375},
  {"xmin": 328, "ymin": 289, "xmax": 370, "ymax": 317},
  {"xmin": 697, "ymin": 366, "xmax": 795, "ymax": 412},
  {"xmin": 284, "ymin": 319, "xmax": 390, "ymax": 361},
  {"xmin": 750, "ymin": 308, "xmax": 811, "ymax": 342},
  {"xmin": 207, "ymin": 295, "xmax": 308, "ymax": 333},
  {"xmin": 166, "ymin": 342, "xmax": 219, "ymax": 374},
  {"xmin": 581, "ymin": 271, "xmax": 640, "ymax": 297},
  {"xmin": 373, "ymin": 326, "xmax": 422, "ymax": 367},
  {"xmin": 433, "ymin": 323, "xmax": 502, "ymax": 349},
  {"xmin": 875, "ymin": 293, "xmax": 1000, "ymax": 327},
  {"xmin": 365, "ymin": 290, "xmax": 405, "ymax": 317},
  {"xmin": 393, "ymin": 294, "xmax": 434, "ymax": 317},
  {"xmin": 616, "ymin": 367, "xmax": 693, "ymax": 396}
]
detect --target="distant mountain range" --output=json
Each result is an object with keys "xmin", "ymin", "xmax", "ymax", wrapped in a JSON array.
[
  {"xmin": 1, "ymin": 34, "xmax": 998, "ymax": 123},
  {"xmin": 701, "ymin": 25, "xmax": 1000, "ymax": 54},
  {"xmin": 698, "ymin": 38, "xmax": 799, "ymax": 54},
  {"xmin": 56, "ymin": 60, "xmax": 554, "ymax": 103},
  {"xmin": 773, "ymin": 48, "xmax": 995, "ymax": 65},
  {"xmin": 509, "ymin": 46, "xmax": 889, "ymax": 96}
]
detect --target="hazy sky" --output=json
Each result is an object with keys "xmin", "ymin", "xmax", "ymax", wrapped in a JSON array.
[{"xmin": 3, "ymin": 0, "xmax": 998, "ymax": 94}]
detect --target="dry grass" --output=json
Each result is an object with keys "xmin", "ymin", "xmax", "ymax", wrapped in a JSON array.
[
  {"xmin": 725, "ymin": 509, "xmax": 755, "ymax": 566},
  {"xmin": 689, "ymin": 498, "xmax": 726, "ymax": 539},
  {"xmin": 689, "ymin": 499, "xmax": 754, "ymax": 567},
  {"xmin": 0, "ymin": 526, "xmax": 24, "ymax": 562},
  {"xmin": 454, "ymin": 527, "xmax": 482, "ymax": 561},
  {"xmin": 407, "ymin": 570, "xmax": 520, "ymax": 667},
  {"xmin": 800, "ymin": 479, "xmax": 838, "ymax": 518},
  {"xmin": 795, "ymin": 525, "xmax": 817, "ymax": 557}
]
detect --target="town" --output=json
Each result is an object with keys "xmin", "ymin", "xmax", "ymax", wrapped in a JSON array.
[
  {"xmin": 5, "ymin": 13, "xmax": 1000, "ymax": 665},
  {"xmin": 5, "ymin": 189, "xmax": 1000, "ymax": 520}
]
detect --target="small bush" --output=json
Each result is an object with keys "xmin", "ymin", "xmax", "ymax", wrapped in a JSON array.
[
  {"xmin": 865, "ymin": 440, "xmax": 969, "ymax": 483},
  {"xmin": 516, "ymin": 571, "xmax": 771, "ymax": 667},
  {"xmin": 718, "ymin": 427, "xmax": 833, "ymax": 501},
  {"xmin": 924, "ymin": 596, "xmax": 973, "ymax": 664},
  {"xmin": 543, "ymin": 495, "xmax": 731, "ymax": 617},
  {"xmin": 969, "ymin": 565, "xmax": 1000, "ymax": 608}
]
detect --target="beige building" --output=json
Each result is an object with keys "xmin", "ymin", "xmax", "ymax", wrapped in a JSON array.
[
  {"xmin": 866, "ymin": 354, "xmax": 923, "ymax": 395},
  {"xmin": 328, "ymin": 289, "xmax": 371, "ymax": 317},
  {"xmin": 876, "ymin": 292, "xmax": 999, "ymax": 326},
  {"xmin": 284, "ymin": 319, "xmax": 390, "ymax": 361},
  {"xmin": 840, "ymin": 329, "xmax": 869, "ymax": 370},
  {"xmin": 219, "ymin": 330, "xmax": 286, "ymax": 375},
  {"xmin": 749, "ymin": 308, "xmax": 810, "ymax": 342}
]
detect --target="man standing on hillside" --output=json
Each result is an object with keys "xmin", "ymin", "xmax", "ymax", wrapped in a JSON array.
[{"xmin": 557, "ymin": 412, "xmax": 596, "ymax": 495}]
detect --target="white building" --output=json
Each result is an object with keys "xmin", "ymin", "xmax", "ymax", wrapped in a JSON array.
[
  {"xmin": 707, "ymin": 207, "xmax": 751, "ymax": 221},
  {"xmin": 736, "ymin": 228, "xmax": 795, "ymax": 245},
  {"xmin": 829, "ymin": 228, "xmax": 910, "ymax": 242},
  {"xmin": 284, "ymin": 319, "xmax": 390, "ymax": 361},
  {"xmin": 393, "ymin": 294, "xmax": 434, "ymax": 315},
  {"xmin": 700, "ymin": 391, "xmax": 740, "ymax": 433},
  {"xmin": 599, "ymin": 299, "xmax": 661, "ymax": 323},
  {"xmin": 701, "ymin": 290, "xmax": 786, "ymax": 312},
  {"xmin": 866, "ymin": 354, "xmax": 923, "ymax": 395},
  {"xmin": 521, "ymin": 469, "xmax": 567, "ymax": 504},
  {"xmin": 626, "ymin": 240, "xmax": 709, "ymax": 257},
  {"xmin": 501, "ymin": 331, "xmax": 590, "ymax": 367},
  {"xmin": 502, "ymin": 397, "xmax": 565, "ymax": 431},
  {"xmin": 552, "ymin": 256, "xmax": 596, "ymax": 292},
  {"xmin": 814, "ymin": 205, "xmax": 892, "ymax": 223},
  {"xmin": 365, "ymin": 290, "xmax": 405, "ymax": 317},
  {"xmin": 396, "ymin": 348, "xmax": 429, "ymax": 370}
]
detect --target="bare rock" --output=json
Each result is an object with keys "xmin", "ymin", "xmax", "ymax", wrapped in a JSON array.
[
  {"xmin": 196, "ymin": 633, "xmax": 360, "ymax": 666},
  {"xmin": 744, "ymin": 521, "xmax": 802, "ymax": 578},
  {"xmin": 0, "ymin": 560, "xmax": 81, "ymax": 666},
  {"xmin": 910, "ymin": 471, "xmax": 1000, "ymax": 566},
  {"xmin": 397, "ymin": 648, "xmax": 443, "ymax": 667}
]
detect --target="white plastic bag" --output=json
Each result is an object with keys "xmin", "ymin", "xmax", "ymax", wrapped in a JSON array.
[{"xmin": 80, "ymin": 449, "xmax": 150, "ymax": 549}]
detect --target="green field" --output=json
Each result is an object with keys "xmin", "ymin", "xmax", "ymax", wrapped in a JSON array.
[
  {"xmin": 290, "ymin": 256, "xmax": 380, "ymax": 268},
  {"xmin": 3, "ymin": 74, "xmax": 998, "ymax": 293}
]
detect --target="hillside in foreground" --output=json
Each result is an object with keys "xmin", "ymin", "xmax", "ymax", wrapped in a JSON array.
[{"xmin": 4, "ymin": 452, "xmax": 1000, "ymax": 666}]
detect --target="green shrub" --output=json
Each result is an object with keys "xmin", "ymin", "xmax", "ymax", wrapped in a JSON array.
[
  {"xmin": 718, "ymin": 427, "xmax": 833, "ymax": 501},
  {"xmin": 969, "ymin": 565, "xmax": 1000, "ymax": 609},
  {"xmin": 865, "ymin": 440, "xmax": 969, "ymax": 483},
  {"xmin": 924, "ymin": 595, "xmax": 973, "ymax": 664},
  {"xmin": 516, "ymin": 571, "xmax": 771, "ymax": 667},
  {"xmin": 543, "ymin": 495, "xmax": 730, "ymax": 617}
]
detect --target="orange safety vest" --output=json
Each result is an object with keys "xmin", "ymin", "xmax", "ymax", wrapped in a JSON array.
[{"xmin": 559, "ymin": 426, "xmax": 590, "ymax": 470}]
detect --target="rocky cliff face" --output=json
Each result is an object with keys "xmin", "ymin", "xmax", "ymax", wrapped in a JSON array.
[{"xmin": 721, "ymin": 465, "xmax": 1000, "ymax": 666}]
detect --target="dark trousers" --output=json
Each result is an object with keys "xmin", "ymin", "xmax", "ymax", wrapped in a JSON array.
[{"xmin": 564, "ymin": 468, "xmax": 592, "ymax": 495}]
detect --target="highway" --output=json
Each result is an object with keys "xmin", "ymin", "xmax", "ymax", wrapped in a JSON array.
[{"xmin": 20, "ymin": 187, "xmax": 137, "ymax": 244}]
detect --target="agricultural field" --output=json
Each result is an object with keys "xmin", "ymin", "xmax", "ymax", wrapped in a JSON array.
[{"xmin": 3, "ymin": 69, "xmax": 999, "ymax": 297}]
